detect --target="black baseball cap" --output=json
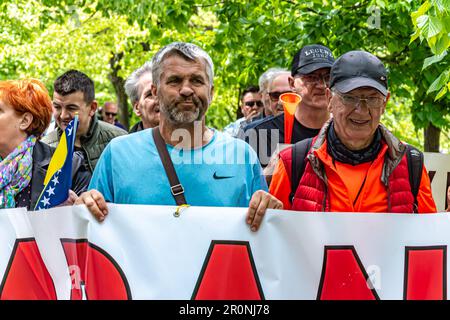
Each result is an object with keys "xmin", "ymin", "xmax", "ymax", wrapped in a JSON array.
[
  {"xmin": 291, "ymin": 44, "xmax": 335, "ymax": 76},
  {"xmin": 329, "ymin": 50, "xmax": 388, "ymax": 95}
]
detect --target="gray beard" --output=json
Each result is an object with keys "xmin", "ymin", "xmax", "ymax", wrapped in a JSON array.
[{"xmin": 162, "ymin": 104, "xmax": 202, "ymax": 125}]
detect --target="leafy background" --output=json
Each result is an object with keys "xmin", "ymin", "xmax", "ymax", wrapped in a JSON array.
[{"xmin": 1, "ymin": 0, "xmax": 449, "ymax": 152}]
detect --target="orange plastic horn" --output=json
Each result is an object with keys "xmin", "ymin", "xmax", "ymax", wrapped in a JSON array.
[{"xmin": 279, "ymin": 92, "xmax": 301, "ymax": 116}]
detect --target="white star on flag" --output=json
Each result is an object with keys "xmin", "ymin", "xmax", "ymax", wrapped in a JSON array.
[
  {"xmin": 41, "ymin": 196, "xmax": 50, "ymax": 207},
  {"xmin": 46, "ymin": 186, "xmax": 55, "ymax": 196},
  {"xmin": 67, "ymin": 126, "xmax": 73, "ymax": 137},
  {"xmin": 52, "ymin": 176, "xmax": 60, "ymax": 185}
]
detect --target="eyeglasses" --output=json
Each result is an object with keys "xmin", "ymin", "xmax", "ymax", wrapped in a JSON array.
[
  {"xmin": 268, "ymin": 91, "xmax": 292, "ymax": 102},
  {"xmin": 105, "ymin": 112, "xmax": 117, "ymax": 117},
  {"xmin": 244, "ymin": 100, "xmax": 264, "ymax": 108},
  {"xmin": 334, "ymin": 91, "xmax": 386, "ymax": 109},
  {"xmin": 298, "ymin": 74, "xmax": 330, "ymax": 86}
]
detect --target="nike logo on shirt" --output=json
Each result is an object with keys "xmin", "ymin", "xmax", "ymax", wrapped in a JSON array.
[{"xmin": 213, "ymin": 172, "xmax": 234, "ymax": 180}]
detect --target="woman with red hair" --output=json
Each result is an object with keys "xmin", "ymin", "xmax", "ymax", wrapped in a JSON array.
[{"xmin": 0, "ymin": 79, "xmax": 90, "ymax": 209}]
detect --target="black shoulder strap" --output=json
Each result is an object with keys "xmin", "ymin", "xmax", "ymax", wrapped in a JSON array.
[
  {"xmin": 289, "ymin": 138, "xmax": 313, "ymax": 203},
  {"xmin": 152, "ymin": 127, "xmax": 187, "ymax": 205},
  {"xmin": 405, "ymin": 144, "xmax": 423, "ymax": 212}
]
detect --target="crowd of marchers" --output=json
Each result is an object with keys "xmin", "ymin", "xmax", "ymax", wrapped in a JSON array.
[{"xmin": 1, "ymin": 42, "xmax": 449, "ymax": 233}]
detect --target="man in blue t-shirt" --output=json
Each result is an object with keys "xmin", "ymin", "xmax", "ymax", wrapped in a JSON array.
[
  {"xmin": 90, "ymin": 129, "xmax": 266, "ymax": 208},
  {"xmin": 76, "ymin": 42, "xmax": 283, "ymax": 232}
]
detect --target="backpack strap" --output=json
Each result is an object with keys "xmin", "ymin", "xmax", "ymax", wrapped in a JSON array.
[
  {"xmin": 405, "ymin": 144, "xmax": 423, "ymax": 213},
  {"xmin": 289, "ymin": 138, "xmax": 313, "ymax": 204}
]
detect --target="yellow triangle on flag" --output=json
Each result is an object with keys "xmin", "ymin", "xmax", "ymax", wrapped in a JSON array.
[{"xmin": 43, "ymin": 132, "xmax": 68, "ymax": 186}]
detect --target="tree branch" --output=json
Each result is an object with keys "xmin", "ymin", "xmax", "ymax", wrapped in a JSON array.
[{"xmin": 108, "ymin": 51, "xmax": 129, "ymax": 129}]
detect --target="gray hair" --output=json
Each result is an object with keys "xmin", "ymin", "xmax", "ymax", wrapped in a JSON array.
[
  {"xmin": 259, "ymin": 67, "xmax": 289, "ymax": 93},
  {"xmin": 151, "ymin": 42, "xmax": 214, "ymax": 88},
  {"xmin": 124, "ymin": 61, "xmax": 152, "ymax": 104}
]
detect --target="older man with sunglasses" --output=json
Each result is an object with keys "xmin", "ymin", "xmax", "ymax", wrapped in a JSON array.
[
  {"xmin": 236, "ymin": 69, "xmax": 291, "ymax": 139},
  {"xmin": 224, "ymin": 85, "xmax": 264, "ymax": 137},
  {"xmin": 101, "ymin": 101, "xmax": 126, "ymax": 130},
  {"xmin": 270, "ymin": 51, "xmax": 437, "ymax": 214},
  {"xmin": 241, "ymin": 44, "xmax": 335, "ymax": 168},
  {"xmin": 262, "ymin": 69, "xmax": 292, "ymax": 117}
]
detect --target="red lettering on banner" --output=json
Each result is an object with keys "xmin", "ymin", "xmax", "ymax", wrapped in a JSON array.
[
  {"xmin": 61, "ymin": 239, "xmax": 131, "ymax": 300},
  {"xmin": 192, "ymin": 241, "xmax": 264, "ymax": 300},
  {"xmin": 0, "ymin": 238, "xmax": 56, "ymax": 300},
  {"xmin": 0, "ymin": 238, "xmax": 447, "ymax": 300},
  {"xmin": 317, "ymin": 246, "xmax": 379, "ymax": 300},
  {"xmin": 404, "ymin": 246, "xmax": 447, "ymax": 300},
  {"xmin": 428, "ymin": 171, "xmax": 436, "ymax": 183}
]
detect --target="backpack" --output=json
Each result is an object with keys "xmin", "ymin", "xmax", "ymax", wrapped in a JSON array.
[{"xmin": 288, "ymin": 138, "xmax": 423, "ymax": 212}]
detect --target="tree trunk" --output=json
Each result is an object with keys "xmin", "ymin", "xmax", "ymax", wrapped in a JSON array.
[
  {"xmin": 108, "ymin": 51, "xmax": 129, "ymax": 130},
  {"xmin": 424, "ymin": 122, "xmax": 441, "ymax": 152}
]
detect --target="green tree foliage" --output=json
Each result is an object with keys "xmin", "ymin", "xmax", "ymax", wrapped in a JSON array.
[
  {"xmin": 410, "ymin": 0, "xmax": 450, "ymax": 151},
  {"xmin": 206, "ymin": 0, "xmax": 449, "ymax": 151},
  {"xmin": 411, "ymin": 1, "xmax": 450, "ymax": 95},
  {"xmin": 1, "ymin": 0, "xmax": 449, "ymax": 151}
]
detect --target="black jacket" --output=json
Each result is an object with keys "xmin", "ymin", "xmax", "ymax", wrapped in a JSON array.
[{"xmin": 16, "ymin": 141, "xmax": 91, "ymax": 210}]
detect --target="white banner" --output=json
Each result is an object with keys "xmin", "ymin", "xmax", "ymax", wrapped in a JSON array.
[{"xmin": 0, "ymin": 205, "xmax": 448, "ymax": 300}]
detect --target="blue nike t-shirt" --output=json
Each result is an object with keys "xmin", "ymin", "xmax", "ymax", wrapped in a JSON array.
[{"xmin": 89, "ymin": 129, "xmax": 268, "ymax": 207}]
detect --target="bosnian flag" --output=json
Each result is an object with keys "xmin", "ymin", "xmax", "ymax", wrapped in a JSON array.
[{"xmin": 35, "ymin": 115, "xmax": 78, "ymax": 210}]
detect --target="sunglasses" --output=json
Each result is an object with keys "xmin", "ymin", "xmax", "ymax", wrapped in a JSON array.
[
  {"xmin": 269, "ymin": 91, "xmax": 292, "ymax": 102},
  {"xmin": 244, "ymin": 100, "xmax": 264, "ymax": 108},
  {"xmin": 105, "ymin": 112, "xmax": 117, "ymax": 117}
]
